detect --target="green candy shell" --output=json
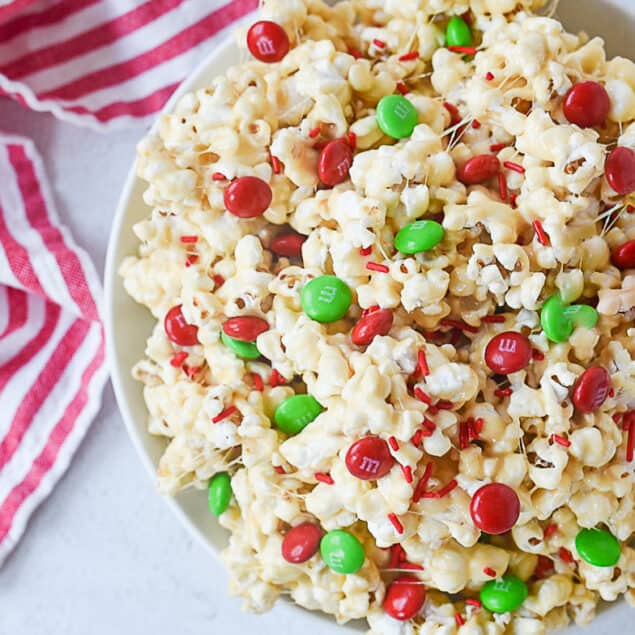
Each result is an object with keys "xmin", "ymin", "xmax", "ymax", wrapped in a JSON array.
[
  {"xmin": 221, "ymin": 330, "xmax": 261, "ymax": 359},
  {"xmin": 446, "ymin": 16, "xmax": 472, "ymax": 48},
  {"xmin": 575, "ymin": 528, "xmax": 621, "ymax": 567},
  {"xmin": 320, "ymin": 530, "xmax": 365, "ymax": 574},
  {"xmin": 274, "ymin": 394, "xmax": 323, "ymax": 435},
  {"xmin": 301, "ymin": 275, "xmax": 352, "ymax": 323},
  {"xmin": 394, "ymin": 220, "xmax": 444, "ymax": 254},
  {"xmin": 563, "ymin": 304, "xmax": 599, "ymax": 330},
  {"xmin": 540, "ymin": 294, "xmax": 573, "ymax": 343},
  {"xmin": 376, "ymin": 95, "xmax": 418, "ymax": 140},
  {"xmin": 208, "ymin": 472, "xmax": 232, "ymax": 516},
  {"xmin": 480, "ymin": 575, "xmax": 528, "ymax": 614}
]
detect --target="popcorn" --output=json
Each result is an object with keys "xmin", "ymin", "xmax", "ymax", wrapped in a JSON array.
[{"xmin": 122, "ymin": 1, "xmax": 635, "ymax": 632}]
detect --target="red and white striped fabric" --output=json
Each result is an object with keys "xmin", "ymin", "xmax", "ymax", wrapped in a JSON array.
[{"xmin": 0, "ymin": 0, "xmax": 258, "ymax": 563}]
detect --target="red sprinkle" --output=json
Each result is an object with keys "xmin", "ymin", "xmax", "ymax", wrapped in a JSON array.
[
  {"xmin": 483, "ymin": 567, "xmax": 497, "ymax": 577},
  {"xmin": 308, "ymin": 126, "xmax": 321, "ymax": 138},
  {"xmin": 389, "ymin": 543, "xmax": 406, "ymax": 568},
  {"xmin": 490, "ymin": 143, "xmax": 507, "ymax": 152},
  {"xmin": 448, "ymin": 45, "xmax": 477, "ymax": 55},
  {"xmin": 400, "ymin": 464, "xmax": 413, "ymax": 483},
  {"xmin": 485, "ymin": 72, "xmax": 495, "ymax": 81},
  {"xmin": 180, "ymin": 235, "xmax": 198, "ymax": 243},
  {"xmin": 398, "ymin": 50, "xmax": 419, "ymax": 61},
  {"xmin": 626, "ymin": 413, "xmax": 634, "ymax": 462},
  {"xmin": 183, "ymin": 365, "xmax": 200, "ymax": 378},
  {"xmin": 504, "ymin": 161, "xmax": 525, "ymax": 174},
  {"xmin": 270, "ymin": 368, "xmax": 285, "ymax": 387},
  {"xmin": 481, "ymin": 315, "xmax": 506, "ymax": 323},
  {"xmin": 559, "ymin": 547, "xmax": 575, "ymax": 563},
  {"xmin": 373, "ymin": 38, "xmax": 387, "ymax": 49},
  {"xmin": 359, "ymin": 245, "xmax": 373, "ymax": 256},
  {"xmin": 466, "ymin": 599, "xmax": 481, "ymax": 607},
  {"xmin": 414, "ymin": 387, "xmax": 432, "ymax": 404},
  {"xmin": 348, "ymin": 47, "xmax": 362, "ymax": 59},
  {"xmin": 608, "ymin": 388, "xmax": 615, "ymax": 398},
  {"xmin": 252, "ymin": 373, "xmax": 264, "ymax": 392},
  {"xmin": 551, "ymin": 434, "xmax": 571, "ymax": 448},
  {"xmin": 388, "ymin": 436, "xmax": 399, "ymax": 451},
  {"xmin": 440, "ymin": 319, "xmax": 479, "ymax": 334},
  {"xmin": 361, "ymin": 304, "xmax": 380, "ymax": 317},
  {"xmin": 366, "ymin": 262, "xmax": 390, "ymax": 273},
  {"xmin": 459, "ymin": 421, "xmax": 469, "ymax": 449},
  {"xmin": 274, "ymin": 465, "xmax": 286, "ymax": 475},
  {"xmin": 455, "ymin": 613, "xmax": 465, "ymax": 627},
  {"xmin": 532, "ymin": 349, "xmax": 545, "ymax": 361},
  {"xmin": 314, "ymin": 472, "xmax": 334, "ymax": 485},
  {"xmin": 543, "ymin": 523, "xmax": 559, "ymax": 539},
  {"xmin": 396, "ymin": 81, "xmax": 409, "ymax": 95},
  {"xmin": 422, "ymin": 418, "xmax": 436, "ymax": 433},
  {"xmin": 509, "ymin": 192, "xmax": 518, "ymax": 208},
  {"xmin": 348, "ymin": 131, "xmax": 357, "ymax": 148},
  {"xmin": 185, "ymin": 254, "xmax": 199, "ymax": 267},
  {"xmin": 472, "ymin": 120, "xmax": 481, "ymax": 129},
  {"xmin": 411, "ymin": 429, "xmax": 424, "ymax": 447},
  {"xmin": 212, "ymin": 172, "xmax": 226, "ymax": 181},
  {"xmin": 387, "ymin": 513, "xmax": 404, "ymax": 534},
  {"xmin": 474, "ymin": 417, "xmax": 484, "ymax": 435},
  {"xmin": 418, "ymin": 350, "xmax": 430, "ymax": 377},
  {"xmin": 495, "ymin": 387, "xmax": 513, "ymax": 397},
  {"xmin": 212, "ymin": 405, "xmax": 237, "ymax": 424},
  {"xmin": 443, "ymin": 101, "xmax": 461, "ymax": 125},
  {"xmin": 413, "ymin": 462, "xmax": 434, "ymax": 503},
  {"xmin": 170, "ymin": 352, "xmax": 188, "ymax": 368},
  {"xmin": 212, "ymin": 274, "xmax": 225, "ymax": 288},
  {"xmin": 421, "ymin": 479, "xmax": 457, "ymax": 499},
  {"xmin": 498, "ymin": 171, "xmax": 508, "ymax": 201},
  {"xmin": 270, "ymin": 154, "xmax": 282, "ymax": 174},
  {"xmin": 533, "ymin": 219, "xmax": 550, "ymax": 246}
]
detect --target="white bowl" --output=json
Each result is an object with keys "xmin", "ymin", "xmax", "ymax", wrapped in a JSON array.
[{"xmin": 105, "ymin": 2, "xmax": 634, "ymax": 631}]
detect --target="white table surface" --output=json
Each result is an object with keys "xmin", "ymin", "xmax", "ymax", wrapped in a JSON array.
[{"xmin": 1, "ymin": 2, "xmax": 634, "ymax": 631}]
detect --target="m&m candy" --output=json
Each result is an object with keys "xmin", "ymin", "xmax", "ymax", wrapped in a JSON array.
[
  {"xmin": 318, "ymin": 138, "xmax": 354, "ymax": 186},
  {"xmin": 394, "ymin": 220, "xmax": 444, "ymax": 254},
  {"xmin": 224, "ymin": 176, "xmax": 272, "ymax": 218},
  {"xmin": 270, "ymin": 232, "xmax": 306, "ymax": 258},
  {"xmin": 221, "ymin": 330, "xmax": 260, "ymax": 360},
  {"xmin": 383, "ymin": 575, "xmax": 426, "ymax": 621},
  {"xmin": 274, "ymin": 394, "xmax": 323, "ymax": 435},
  {"xmin": 246, "ymin": 21, "xmax": 289, "ymax": 63},
  {"xmin": 470, "ymin": 483, "xmax": 520, "ymax": 535},
  {"xmin": 376, "ymin": 95, "xmax": 418, "ymax": 139},
  {"xmin": 572, "ymin": 366, "xmax": 610, "ymax": 413},
  {"xmin": 484, "ymin": 331, "xmax": 532, "ymax": 374},
  {"xmin": 281, "ymin": 522, "xmax": 322, "ymax": 564},
  {"xmin": 540, "ymin": 294, "xmax": 598, "ymax": 343},
  {"xmin": 320, "ymin": 530, "xmax": 365, "ymax": 574},
  {"xmin": 457, "ymin": 155, "xmax": 500, "ymax": 184},
  {"xmin": 480, "ymin": 575, "xmax": 528, "ymax": 613},
  {"xmin": 345, "ymin": 437, "xmax": 395, "ymax": 480},
  {"xmin": 222, "ymin": 316, "xmax": 269, "ymax": 342},
  {"xmin": 575, "ymin": 528, "xmax": 621, "ymax": 567},
  {"xmin": 208, "ymin": 472, "xmax": 232, "ymax": 516},
  {"xmin": 612, "ymin": 239, "xmax": 635, "ymax": 270},
  {"xmin": 301, "ymin": 275, "xmax": 352, "ymax": 323},
  {"xmin": 563, "ymin": 81, "xmax": 610, "ymax": 128},
  {"xmin": 605, "ymin": 146, "xmax": 635, "ymax": 195},
  {"xmin": 164, "ymin": 305, "xmax": 199, "ymax": 346},
  {"xmin": 351, "ymin": 309, "xmax": 393, "ymax": 346},
  {"xmin": 445, "ymin": 16, "xmax": 472, "ymax": 48}
]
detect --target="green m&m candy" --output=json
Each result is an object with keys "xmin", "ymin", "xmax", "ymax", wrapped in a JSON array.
[
  {"xmin": 221, "ymin": 330, "xmax": 261, "ymax": 359},
  {"xmin": 446, "ymin": 16, "xmax": 472, "ymax": 48},
  {"xmin": 208, "ymin": 472, "xmax": 232, "ymax": 516},
  {"xmin": 301, "ymin": 275, "xmax": 352, "ymax": 323},
  {"xmin": 274, "ymin": 394, "xmax": 323, "ymax": 435},
  {"xmin": 320, "ymin": 530, "xmax": 365, "ymax": 574},
  {"xmin": 480, "ymin": 575, "xmax": 528, "ymax": 614},
  {"xmin": 376, "ymin": 95, "xmax": 418, "ymax": 139},
  {"xmin": 394, "ymin": 220, "xmax": 444, "ymax": 254},
  {"xmin": 575, "ymin": 528, "xmax": 621, "ymax": 567},
  {"xmin": 540, "ymin": 294, "xmax": 599, "ymax": 343}
]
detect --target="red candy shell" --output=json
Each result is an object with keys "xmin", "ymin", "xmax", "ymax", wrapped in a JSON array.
[
  {"xmin": 484, "ymin": 331, "xmax": 532, "ymax": 374},
  {"xmin": 605, "ymin": 147, "xmax": 635, "ymax": 195},
  {"xmin": 457, "ymin": 155, "xmax": 500, "ymax": 185},
  {"xmin": 470, "ymin": 483, "xmax": 520, "ymax": 535},
  {"xmin": 563, "ymin": 81, "xmax": 610, "ymax": 128},
  {"xmin": 224, "ymin": 176, "xmax": 272, "ymax": 218},
  {"xmin": 247, "ymin": 21, "xmax": 289, "ymax": 63},
  {"xmin": 222, "ymin": 316, "xmax": 269, "ymax": 342},
  {"xmin": 281, "ymin": 522, "xmax": 322, "ymax": 563},
  {"xmin": 270, "ymin": 233, "xmax": 306, "ymax": 258},
  {"xmin": 572, "ymin": 366, "xmax": 610, "ymax": 413},
  {"xmin": 383, "ymin": 575, "xmax": 426, "ymax": 621},
  {"xmin": 345, "ymin": 437, "xmax": 394, "ymax": 480},
  {"xmin": 351, "ymin": 309, "xmax": 393, "ymax": 346},
  {"xmin": 612, "ymin": 239, "xmax": 635, "ymax": 270},
  {"xmin": 164, "ymin": 305, "xmax": 198, "ymax": 346},
  {"xmin": 318, "ymin": 139, "xmax": 354, "ymax": 186}
]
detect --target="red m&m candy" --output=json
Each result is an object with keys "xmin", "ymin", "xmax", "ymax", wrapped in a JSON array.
[
  {"xmin": 470, "ymin": 483, "xmax": 520, "ymax": 535},
  {"xmin": 457, "ymin": 155, "xmax": 500, "ymax": 185},
  {"xmin": 351, "ymin": 309, "xmax": 393, "ymax": 346},
  {"xmin": 605, "ymin": 147, "xmax": 635, "ymax": 195},
  {"xmin": 563, "ymin": 81, "xmax": 610, "ymax": 128},
  {"xmin": 484, "ymin": 331, "xmax": 532, "ymax": 374},
  {"xmin": 383, "ymin": 575, "xmax": 426, "ymax": 621},
  {"xmin": 224, "ymin": 176, "xmax": 272, "ymax": 218},
  {"xmin": 281, "ymin": 522, "xmax": 322, "ymax": 563},
  {"xmin": 222, "ymin": 316, "xmax": 269, "ymax": 342},
  {"xmin": 164, "ymin": 305, "xmax": 198, "ymax": 346},
  {"xmin": 318, "ymin": 139, "xmax": 354, "ymax": 186},
  {"xmin": 612, "ymin": 239, "xmax": 635, "ymax": 270},
  {"xmin": 345, "ymin": 437, "xmax": 394, "ymax": 480},
  {"xmin": 270, "ymin": 232, "xmax": 306, "ymax": 258},
  {"xmin": 247, "ymin": 21, "xmax": 289, "ymax": 63},
  {"xmin": 572, "ymin": 366, "xmax": 610, "ymax": 413}
]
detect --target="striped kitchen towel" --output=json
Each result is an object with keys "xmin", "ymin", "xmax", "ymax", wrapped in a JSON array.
[{"xmin": 0, "ymin": 0, "xmax": 257, "ymax": 564}]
